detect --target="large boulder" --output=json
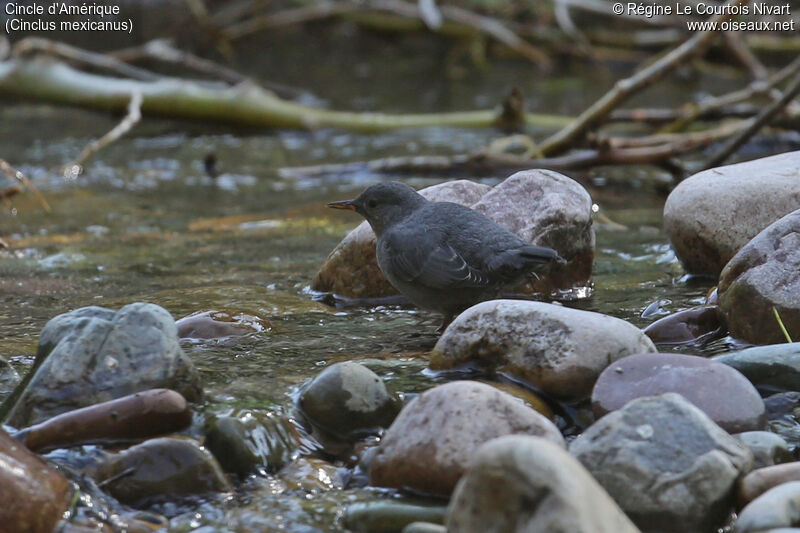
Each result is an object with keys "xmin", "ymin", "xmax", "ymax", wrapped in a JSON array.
[
  {"xmin": 6, "ymin": 304, "xmax": 202, "ymax": 427},
  {"xmin": 570, "ymin": 393, "xmax": 753, "ymax": 533},
  {"xmin": 369, "ymin": 381, "xmax": 564, "ymax": 496},
  {"xmin": 314, "ymin": 171, "xmax": 594, "ymax": 298},
  {"xmin": 664, "ymin": 151, "xmax": 800, "ymax": 276},
  {"xmin": 430, "ymin": 300, "xmax": 656, "ymax": 400},
  {"xmin": 447, "ymin": 436, "xmax": 641, "ymax": 533},
  {"xmin": 718, "ymin": 208, "xmax": 800, "ymax": 344},
  {"xmin": 592, "ymin": 352, "xmax": 766, "ymax": 433}
]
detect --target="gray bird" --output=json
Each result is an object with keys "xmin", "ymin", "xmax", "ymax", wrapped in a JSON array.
[{"xmin": 328, "ymin": 181, "xmax": 563, "ymax": 330}]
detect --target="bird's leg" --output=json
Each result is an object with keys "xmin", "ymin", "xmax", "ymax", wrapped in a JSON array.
[{"xmin": 437, "ymin": 313, "xmax": 455, "ymax": 334}]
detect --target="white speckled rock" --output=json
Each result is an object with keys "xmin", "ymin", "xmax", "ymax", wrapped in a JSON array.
[
  {"xmin": 369, "ymin": 381, "xmax": 564, "ymax": 496},
  {"xmin": 664, "ymin": 151, "xmax": 800, "ymax": 276},
  {"xmin": 430, "ymin": 300, "xmax": 656, "ymax": 400},
  {"xmin": 447, "ymin": 435, "xmax": 641, "ymax": 533}
]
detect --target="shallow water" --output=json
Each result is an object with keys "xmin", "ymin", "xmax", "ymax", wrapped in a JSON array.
[{"xmin": 0, "ymin": 28, "xmax": 790, "ymax": 531}]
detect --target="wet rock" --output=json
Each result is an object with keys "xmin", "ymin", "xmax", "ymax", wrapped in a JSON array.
[
  {"xmin": 204, "ymin": 412, "xmax": 300, "ymax": 477},
  {"xmin": 447, "ymin": 435, "xmax": 640, "ymax": 533},
  {"xmin": 738, "ymin": 463, "xmax": 800, "ymax": 508},
  {"xmin": 313, "ymin": 180, "xmax": 490, "ymax": 298},
  {"xmin": 713, "ymin": 343, "xmax": 800, "ymax": 391},
  {"xmin": 92, "ymin": 437, "xmax": 232, "ymax": 506},
  {"xmin": 7, "ymin": 303, "xmax": 202, "ymax": 427},
  {"xmin": 277, "ymin": 456, "xmax": 343, "ymax": 491},
  {"xmin": 430, "ymin": 300, "xmax": 656, "ymax": 400},
  {"xmin": 342, "ymin": 500, "xmax": 446, "ymax": 532},
  {"xmin": 0, "ymin": 428, "xmax": 73, "ymax": 533},
  {"xmin": 484, "ymin": 381, "xmax": 554, "ymax": 420},
  {"xmin": 570, "ymin": 393, "xmax": 753, "ymax": 533},
  {"xmin": 470, "ymin": 169, "xmax": 594, "ymax": 292},
  {"xmin": 0, "ymin": 356, "xmax": 20, "ymax": 400},
  {"xmin": 176, "ymin": 310, "xmax": 269, "ymax": 341},
  {"xmin": 297, "ymin": 361, "xmax": 401, "ymax": 442},
  {"xmin": 313, "ymin": 171, "xmax": 594, "ymax": 299},
  {"xmin": 369, "ymin": 381, "xmax": 564, "ymax": 496},
  {"xmin": 736, "ymin": 481, "xmax": 800, "ymax": 532},
  {"xmin": 663, "ymin": 151, "xmax": 800, "ymax": 276},
  {"xmin": 642, "ymin": 306, "xmax": 727, "ymax": 345},
  {"xmin": 718, "ymin": 208, "xmax": 800, "ymax": 344},
  {"xmin": 734, "ymin": 432, "xmax": 792, "ymax": 470},
  {"xmin": 592, "ymin": 352, "xmax": 766, "ymax": 433},
  {"xmin": 16, "ymin": 389, "xmax": 192, "ymax": 452}
]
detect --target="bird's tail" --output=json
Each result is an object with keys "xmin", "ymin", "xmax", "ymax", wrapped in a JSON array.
[{"xmin": 520, "ymin": 244, "xmax": 565, "ymax": 265}]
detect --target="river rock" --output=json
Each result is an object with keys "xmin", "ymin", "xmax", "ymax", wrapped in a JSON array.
[
  {"xmin": 570, "ymin": 393, "xmax": 753, "ymax": 533},
  {"xmin": 204, "ymin": 412, "xmax": 301, "ymax": 477},
  {"xmin": 369, "ymin": 381, "xmax": 564, "ymax": 496},
  {"xmin": 718, "ymin": 208, "xmax": 800, "ymax": 344},
  {"xmin": 342, "ymin": 500, "xmax": 446, "ymax": 532},
  {"xmin": 642, "ymin": 306, "xmax": 727, "ymax": 345},
  {"xmin": 0, "ymin": 428, "xmax": 73, "ymax": 533},
  {"xmin": 313, "ymin": 170, "xmax": 594, "ymax": 298},
  {"xmin": 469, "ymin": 169, "xmax": 594, "ymax": 293},
  {"xmin": 92, "ymin": 437, "xmax": 232, "ymax": 506},
  {"xmin": 278, "ymin": 456, "xmax": 343, "ymax": 491},
  {"xmin": 0, "ymin": 356, "xmax": 20, "ymax": 400},
  {"xmin": 313, "ymin": 180, "xmax": 490, "ymax": 298},
  {"xmin": 663, "ymin": 151, "xmax": 800, "ymax": 276},
  {"xmin": 734, "ymin": 432, "xmax": 792, "ymax": 470},
  {"xmin": 430, "ymin": 300, "xmax": 656, "ymax": 400},
  {"xmin": 6, "ymin": 303, "xmax": 202, "ymax": 427},
  {"xmin": 592, "ymin": 352, "xmax": 766, "ymax": 433},
  {"xmin": 176, "ymin": 310, "xmax": 269, "ymax": 341},
  {"xmin": 296, "ymin": 361, "xmax": 401, "ymax": 442},
  {"xmin": 738, "ymin": 463, "xmax": 800, "ymax": 508},
  {"xmin": 447, "ymin": 435, "xmax": 640, "ymax": 533},
  {"xmin": 713, "ymin": 343, "xmax": 800, "ymax": 391},
  {"xmin": 736, "ymin": 481, "xmax": 800, "ymax": 532}
]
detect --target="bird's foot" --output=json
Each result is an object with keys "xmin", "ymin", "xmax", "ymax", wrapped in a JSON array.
[{"xmin": 436, "ymin": 314, "xmax": 454, "ymax": 334}]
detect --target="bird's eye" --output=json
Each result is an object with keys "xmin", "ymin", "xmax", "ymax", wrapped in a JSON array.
[{"xmin": 367, "ymin": 200, "xmax": 377, "ymax": 209}]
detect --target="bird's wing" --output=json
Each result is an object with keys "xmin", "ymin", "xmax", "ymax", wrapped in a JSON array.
[{"xmin": 380, "ymin": 230, "xmax": 491, "ymax": 289}]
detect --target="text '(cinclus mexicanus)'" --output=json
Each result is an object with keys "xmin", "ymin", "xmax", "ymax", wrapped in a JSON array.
[{"xmin": 328, "ymin": 181, "xmax": 563, "ymax": 331}]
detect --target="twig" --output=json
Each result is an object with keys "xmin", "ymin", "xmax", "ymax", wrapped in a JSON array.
[
  {"xmin": 660, "ymin": 54, "xmax": 800, "ymax": 133},
  {"xmin": 703, "ymin": 69, "xmax": 800, "ymax": 169},
  {"xmin": 600, "ymin": 119, "xmax": 751, "ymax": 149},
  {"xmin": 417, "ymin": 0, "xmax": 442, "ymax": 29},
  {"xmin": 65, "ymin": 92, "xmax": 143, "ymax": 178},
  {"xmin": 13, "ymin": 37, "xmax": 161, "ymax": 82},
  {"xmin": 0, "ymin": 159, "xmax": 51, "ymax": 212},
  {"xmin": 538, "ymin": 0, "xmax": 748, "ymax": 156},
  {"xmin": 109, "ymin": 39, "xmax": 304, "ymax": 98},
  {"xmin": 222, "ymin": 2, "xmax": 354, "ymax": 40},
  {"xmin": 724, "ymin": 31, "xmax": 767, "ymax": 81}
]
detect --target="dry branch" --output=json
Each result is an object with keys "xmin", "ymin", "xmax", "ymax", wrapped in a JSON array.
[
  {"xmin": 0, "ymin": 159, "xmax": 50, "ymax": 212},
  {"xmin": 0, "ymin": 58, "xmax": 572, "ymax": 132},
  {"xmin": 703, "ymin": 71, "xmax": 800, "ymax": 169},
  {"xmin": 65, "ymin": 91, "xmax": 143, "ymax": 178},
  {"xmin": 538, "ymin": 0, "xmax": 748, "ymax": 156}
]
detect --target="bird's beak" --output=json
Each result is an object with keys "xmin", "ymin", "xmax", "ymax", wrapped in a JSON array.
[{"xmin": 327, "ymin": 199, "xmax": 357, "ymax": 211}]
